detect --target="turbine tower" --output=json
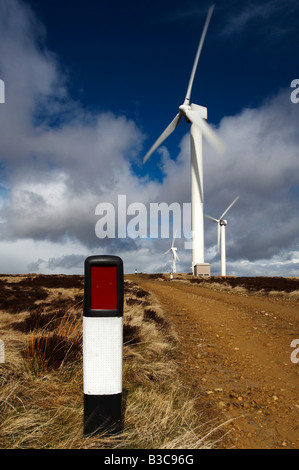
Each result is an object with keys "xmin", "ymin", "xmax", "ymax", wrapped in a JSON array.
[
  {"xmin": 143, "ymin": 4, "xmax": 225, "ymax": 275},
  {"xmin": 163, "ymin": 235, "xmax": 180, "ymax": 273},
  {"xmin": 205, "ymin": 196, "xmax": 239, "ymax": 276}
]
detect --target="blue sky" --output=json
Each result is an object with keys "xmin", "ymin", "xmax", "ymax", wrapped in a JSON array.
[{"xmin": 0, "ymin": 0, "xmax": 298, "ymax": 275}]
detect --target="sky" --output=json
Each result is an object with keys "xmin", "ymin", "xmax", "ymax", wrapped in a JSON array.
[{"xmin": 0, "ymin": 0, "xmax": 298, "ymax": 276}]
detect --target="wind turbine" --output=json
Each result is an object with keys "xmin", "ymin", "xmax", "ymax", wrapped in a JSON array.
[
  {"xmin": 205, "ymin": 196, "xmax": 239, "ymax": 276},
  {"xmin": 143, "ymin": 4, "xmax": 225, "ymax": 275},
  {"xmin": 163, "ymin": 234, "xmax": 180, "ymax": 273}
]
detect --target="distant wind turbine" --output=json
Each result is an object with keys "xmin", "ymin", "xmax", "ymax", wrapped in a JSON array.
[
  {"xmin": 143, "ymin": 4, "xmax": 225, "ymax": 275},
  {"xmin": 163, "ymin": 234, "xmax": 180, "ymax": 273},
  {"xmin": 205, "ymin": 196, "xmax": 239, "ymax": 276}
]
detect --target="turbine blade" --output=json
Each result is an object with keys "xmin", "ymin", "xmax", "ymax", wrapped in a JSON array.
[
  {"xmin": 143, "ymin": 113, "xmax": 181, "ymax": 164},
  {"xmin": 171, "ymin": 229, "xmax": 177, "ymax": 248},
  {"xmin": 220, "ymin": 196, "xmax": 239, "ymax": 219},
  {"xmin": 205, "ymin": 214, "xmax": 219, "ymax": 223},
  {"xmin": 217, "ymin": 223, "xmax": 220, "ymax": 253},
  {"xmin": 176, "ymin": 252, "xmax": 180, "ymax": 261},
  {"xmin": 186, "ymin": 109, "xmax": 225, "ymax": 155},
  {"xmin": 184, "ymin": 4, "xmax": 215, "ymax": 105},
  {"xmin": 163, "ymin": 249, "xmax": 171, "ymax": 256}
]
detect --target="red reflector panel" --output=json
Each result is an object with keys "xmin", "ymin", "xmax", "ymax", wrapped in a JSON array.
[{"xmin": 91, "ymin": 266, "xmax": 117, "ymax": 310}]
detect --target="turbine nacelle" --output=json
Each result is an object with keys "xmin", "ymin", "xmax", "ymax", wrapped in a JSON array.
[
  {"xmin": 189, "ymin": 104, "xmax": 208, "ymax": 120},
  {"xmin": 219, "ymin": 219, "xmax": 227, "ymax": 226},
  {"xmin": 179, "ymin": 103, "xmax": 208, "ymax": 124}
]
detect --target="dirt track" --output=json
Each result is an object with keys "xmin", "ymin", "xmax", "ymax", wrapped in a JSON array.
[{"xmin": 128, "ymin": 275, "xmax": 299, "ymax": 449}]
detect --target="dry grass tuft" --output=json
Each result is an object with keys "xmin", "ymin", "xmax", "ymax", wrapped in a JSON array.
[
  {"xmin": 118, "ymin": 385, "xmax": 216, "ymax": 449},
  {"xmin": 288, "ymin": 289, "xmax": 299, "ymax": 299}
]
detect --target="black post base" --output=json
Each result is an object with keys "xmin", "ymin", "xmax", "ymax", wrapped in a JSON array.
[{"xmin": 83, "ymin": 393, "xmax": 122, "ymax": 436}]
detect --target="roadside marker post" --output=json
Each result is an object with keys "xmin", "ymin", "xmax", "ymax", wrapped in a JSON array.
[{"xmin": 83, "ymin": 255, "xmax": 124, "ymax": 436}]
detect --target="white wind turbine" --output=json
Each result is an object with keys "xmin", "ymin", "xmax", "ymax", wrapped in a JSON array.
[
  {"xmin": 143, "ymin": 4, "xmax": 225, "ymax": 275},
  {"xmin": 163, "ymin": 234, "xmax": 180, "ymax": 273},
  {"xmin": 205, "ymin": 196, "xmax": 239, "ymax": 276}
]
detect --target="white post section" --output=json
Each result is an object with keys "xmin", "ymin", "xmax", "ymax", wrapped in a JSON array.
[
  {"xmin": 83, "ymin": 255, "xmax": 124, "ymax": 436},
  {"xmin": 83, "ymin": 317, "xmax": 123, "ymax": 395},
  {"xmin": 190, "ymin": 123, "xmax": 204, "ymax": 270}
]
